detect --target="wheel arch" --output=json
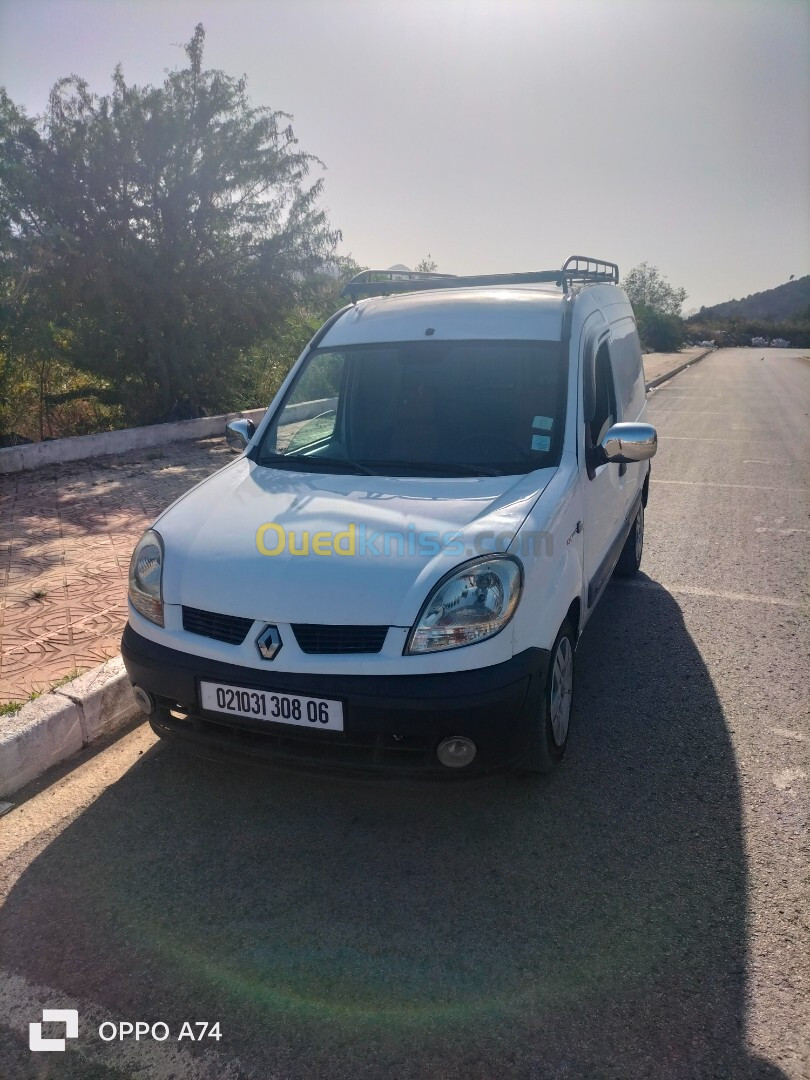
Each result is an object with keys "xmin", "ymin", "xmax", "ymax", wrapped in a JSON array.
[{"xmin": 566, "ymin": 597, "xmax": 582, "ymax": 641}]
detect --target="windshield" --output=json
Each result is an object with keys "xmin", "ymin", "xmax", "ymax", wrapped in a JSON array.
[{"xmin": 256, "ymin": 340, "xmax": 567, "ymax": 476}]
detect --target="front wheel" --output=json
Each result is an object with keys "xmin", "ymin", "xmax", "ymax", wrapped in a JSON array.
[
  {"xmin": 614, "ymin": 503, "xmax": 644, "ymax": 578},
  {"xmin": 519, "ymin": 620, "xmax": 575, "ymax": 774}
]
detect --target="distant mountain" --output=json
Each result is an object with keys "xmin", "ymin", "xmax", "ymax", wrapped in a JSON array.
[{"xmin": 690, "ymin": 276, "xmax": 810, "ymax": 322}]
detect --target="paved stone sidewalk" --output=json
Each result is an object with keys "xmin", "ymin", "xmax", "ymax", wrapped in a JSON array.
[
  {"xmin": 0, "ymin": 437, "xmax": 230, "ymax": 705},
  {"xmin": 643, "ymin": 347, "xmax": 708, "ymax": 385}
]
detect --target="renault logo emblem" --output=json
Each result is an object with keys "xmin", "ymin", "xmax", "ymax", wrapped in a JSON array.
[{"xmin": 256, "ymin": 625, "xmax": 282, "ymax": 660}]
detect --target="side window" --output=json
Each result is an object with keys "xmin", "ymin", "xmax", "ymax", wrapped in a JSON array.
[
  {"xmin": 265, "ymin": 352, "xmax": 346, "ymax": 455},
  {"xmin": 589, "ymin": 342, "xmax": 618, "ymax": 448},
  {"xmin": 610, "ymin": 318, "xmax": 645, "ymax": 418}
]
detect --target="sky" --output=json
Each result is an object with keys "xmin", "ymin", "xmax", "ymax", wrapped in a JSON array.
[{"xmin": 0, "ymin": 0, "xmax": 807, "ymax": 311}]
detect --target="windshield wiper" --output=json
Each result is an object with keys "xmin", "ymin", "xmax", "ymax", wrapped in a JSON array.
[
  {"xmin": 260, "ymin": 455, "xmax": 374, "ymax": 475},
  {"xmin": 355, "ymin": 458, "xmax": 505, "ymax": 477}
]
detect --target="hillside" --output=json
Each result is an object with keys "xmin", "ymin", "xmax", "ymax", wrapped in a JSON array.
[{"xmin": 690, "ymin": 276, "xmax": 810, "ymax": 322}]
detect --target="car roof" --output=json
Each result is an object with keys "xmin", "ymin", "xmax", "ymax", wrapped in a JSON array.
[{"xmin": 321, "ymin": 284, "xmax": 569, "ymax": 347}]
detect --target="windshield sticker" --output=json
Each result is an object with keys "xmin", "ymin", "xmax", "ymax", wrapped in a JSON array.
[
  {"xmin": 531, "ymin": 434, "xmax": 551, "ymax": 452},
  {"xmin": 532, "ymin": 415, "xmax": 554, "ymax": 431}
]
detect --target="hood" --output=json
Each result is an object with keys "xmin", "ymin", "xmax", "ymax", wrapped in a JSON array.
[{"xmin": 156, "ymin": 458, "xmax": 556, "ymax": 626}]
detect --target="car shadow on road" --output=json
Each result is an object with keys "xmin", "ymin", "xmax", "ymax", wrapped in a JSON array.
[{"xmin": 0, "ymin": 582, "xmax": 790, "ymax": 1079}]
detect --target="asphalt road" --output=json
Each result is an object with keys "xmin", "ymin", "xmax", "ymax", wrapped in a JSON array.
[{"xmin": 1, "ymin": 348, "xmax": 807, "ymax": 1080}]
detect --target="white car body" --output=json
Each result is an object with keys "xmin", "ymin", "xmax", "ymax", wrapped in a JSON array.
[{"xmin": 123, "ymin": 259, "xmax": 656, "ymax": 776}]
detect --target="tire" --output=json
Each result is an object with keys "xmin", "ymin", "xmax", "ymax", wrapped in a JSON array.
[
  {"xmin": 614, "ymin": 502, "xmax": 644, "ymax": 578},
  {"xmin": 518, "ymin": 620, "xmax": 576, "ymax": 774}
]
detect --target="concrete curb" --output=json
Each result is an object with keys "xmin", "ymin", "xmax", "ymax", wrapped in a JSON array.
[
  {"xmin": 645, "ymin": 349, "xmax": 713, "ymax": 392},
  {"xmin": 0, "ymin": 407, "xmax": 267, "ymax": 475},
  {"xmin": 0, "ymin": 657, "xmax": 139, "ymax": 798}
]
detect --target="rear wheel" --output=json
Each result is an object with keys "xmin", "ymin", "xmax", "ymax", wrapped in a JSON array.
[
  {"xmin": 519, "ymin": 620, "xmax": 575, "ymax": 774},
  {"xmin": 614, "ymin": 503, "xmax": 644, "ymax": 578}
]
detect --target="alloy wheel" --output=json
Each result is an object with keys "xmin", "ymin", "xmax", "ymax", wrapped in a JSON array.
[{"xmin": 550, "ymin": 636, "xmax": 573, "ymax": 747}]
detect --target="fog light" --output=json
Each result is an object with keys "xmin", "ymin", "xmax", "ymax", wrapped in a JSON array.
[
  {"xmin": 132, "ymin": 685, "xmax": 155, "ymax": 716},
  {"xmin": 436, "ymin": 736, "xmax": 477, "ymax": 768}
]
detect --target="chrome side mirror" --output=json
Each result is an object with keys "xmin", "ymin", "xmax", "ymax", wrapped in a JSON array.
[
  {"xmin": 600, "ymin": 422, "xmax": 657, "ymax": 463},
  {"xmin": 225, "ymin": 418, "xmax": 256, "ymax": 454}
]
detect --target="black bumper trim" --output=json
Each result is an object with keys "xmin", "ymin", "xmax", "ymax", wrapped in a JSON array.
[{"xmin": 122, "ymin": 624, "xmax": 549, "ymax": 772}]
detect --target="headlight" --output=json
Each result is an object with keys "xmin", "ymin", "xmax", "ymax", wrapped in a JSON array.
[
  {"xmin": 405, "ymin": 555, "xmax": 522, "ymax": 654},
  {"xmin": 128, "ymin": 529, "xmax": 164, "ymax": 626}
]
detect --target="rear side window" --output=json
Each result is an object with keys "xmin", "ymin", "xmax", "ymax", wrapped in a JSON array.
[{"xmin": 609, "ymin": 318, "xmax": 646, "ymax": 419}]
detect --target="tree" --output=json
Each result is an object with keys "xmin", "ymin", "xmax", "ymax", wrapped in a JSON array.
[
  {"xmin": 0, "ymin": 24, "xmax": 341, "ymax": 424},
  {"xmin": 623, "ymin": 262, "xmax": 687, "ymax": 317},
  {"xmin": 243, "ymin": 253, "xmax": 369, "ymax": 408},
  {"xmin": 623, "ymin": 263, "xmax": 687, "ymax": 351},
  {"xmin": 415, "ymin": 254, "xmax": 438, "ymax": 273},
  {"xmin": 633, "ymin": 307, "xmax": 685, "ymax": 352}
]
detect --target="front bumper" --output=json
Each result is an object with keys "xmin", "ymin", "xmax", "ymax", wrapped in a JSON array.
[{"xmin": 121, "ymin": 624, "xmax": 549, "ymax": 777}]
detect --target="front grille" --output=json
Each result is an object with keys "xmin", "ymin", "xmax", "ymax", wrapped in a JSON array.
[
  {"xmin": 182, "ymin": 606, "xmax": 254, "ymax": 645},
  {"xmin": 291, "ymin": 624, "xmax": 388, "ymax": 654}
]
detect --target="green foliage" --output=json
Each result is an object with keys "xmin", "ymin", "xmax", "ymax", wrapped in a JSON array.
[
  {"xmin": 623, "ymin": 263, "xmax": 686, "ymax": 351},
  {"xmin": 692, "ymin": 275, "xmax": 810, "ymax": 323},
  {"xmin": 1, "ymin": 344, "xmax": 125, "ymax": 441},
  {"xmin": 0, "ymin": 24, "xmax": 341, "ymax": 430},
  {"xmin": 685, "ymin": 274, "xmax": 810, "ymax": 347},
  {"xmin": 242, "ymin": 307, "xmax": 324, "ymax": 407},
  {"xmin": 242, "ymin": 254, "xmax": 366, "ymax": 407},
  {"xmin": 624, "ymin": 262, "xmax": 687, "ymax": 317},
  {"xmin": 633, "ymin": 306, "xmax": 685, "ymax": 352}
]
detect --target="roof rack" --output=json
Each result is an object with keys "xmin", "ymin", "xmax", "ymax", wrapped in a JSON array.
[
  {"xmin": 340, "ymin": 269, "xmax": 457, "ymax": 303},
  {"xmin": 560, "ymin": 255, "xmax": 619, "ymax": 288},
  {"xmin": 340, "ymin": 255, "xmax": 619, "ymax": 303}
]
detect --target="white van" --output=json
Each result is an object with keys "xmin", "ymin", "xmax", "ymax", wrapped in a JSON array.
[{"xmin": 122, "ymin": 256, "xmax": 657, "ymax": 777}]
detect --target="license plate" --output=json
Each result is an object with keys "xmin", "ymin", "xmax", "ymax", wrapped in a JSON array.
[{"xmin": 199, "ymin": 680, "xmax": 344, "ymax": 731}]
